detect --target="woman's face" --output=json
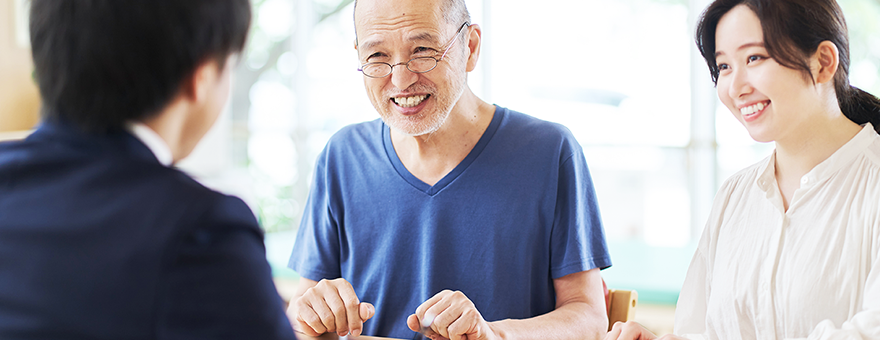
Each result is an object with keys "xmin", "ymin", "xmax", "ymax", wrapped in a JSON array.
[{"xmin": 714, "ymin": 4, "xmax": 819, "ymax": 143}]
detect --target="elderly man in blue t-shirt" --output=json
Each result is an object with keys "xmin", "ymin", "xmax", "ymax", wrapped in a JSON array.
[{"xmin": 285, "ymin": 0, "xmax": 612, "ymax": 339}]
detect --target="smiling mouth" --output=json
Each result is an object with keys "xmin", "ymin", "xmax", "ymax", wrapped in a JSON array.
[
  {"xmin": 740, "ymin": 101, "xmax": 770, "ymax": 118},
  {"xmin": 392, "ymin": 94, "xmax": 430, "ymax": 108}
]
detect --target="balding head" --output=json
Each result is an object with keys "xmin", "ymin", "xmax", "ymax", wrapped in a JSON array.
[{"xmin": 354, "ymin": 0, "xmax": 470, "ymax": 46}]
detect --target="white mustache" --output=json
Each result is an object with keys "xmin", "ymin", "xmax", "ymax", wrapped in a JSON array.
[{"xmin": 387, "ymin": 84, "xmax": 435, "ymax": 98}]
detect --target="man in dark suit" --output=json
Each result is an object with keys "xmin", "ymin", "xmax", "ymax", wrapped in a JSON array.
[{"xmin": 0, "ymin": 1, "xmax": 297, "ymax": 339}]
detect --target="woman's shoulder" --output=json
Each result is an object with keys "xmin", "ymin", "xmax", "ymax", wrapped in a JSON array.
[
  {"xmin": 863, "ymin": 129, "xmax": 880, "ymax": 166},
  {"xmin": 717, "ymin": 155, "xmax": 772, "ymax": 194}
]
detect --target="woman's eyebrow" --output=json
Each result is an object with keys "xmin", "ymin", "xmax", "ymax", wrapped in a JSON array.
[{"xmin": 715, "ymin": 41, "xmax": 765, "ymax": 57}]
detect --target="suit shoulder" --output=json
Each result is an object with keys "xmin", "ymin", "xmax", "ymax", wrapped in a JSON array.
[{"xmin": 156, "ymin": 169, "xmax": 255, "ymax": 223}]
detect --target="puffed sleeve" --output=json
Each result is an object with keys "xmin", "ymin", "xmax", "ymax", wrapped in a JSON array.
[
  {"xmin": 794, "ymin": 213, "xmax": 880, "ymax": 340},
  {"xmin": 674, "ymin": 178, "xmax": 738, "ymax": 340}
]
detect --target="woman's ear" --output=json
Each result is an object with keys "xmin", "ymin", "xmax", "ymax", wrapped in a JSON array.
[{"xmin": 813, "ymin": 40, "xmax": 839, "ymax": 84}]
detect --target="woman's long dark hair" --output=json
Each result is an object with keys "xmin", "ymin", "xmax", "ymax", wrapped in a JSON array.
[{"xmin": 695, "ymin": 0, "xmax": 880, "ymax": 133}]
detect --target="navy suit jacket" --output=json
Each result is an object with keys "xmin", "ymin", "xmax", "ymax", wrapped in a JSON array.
[{"xmin": 0, "ymin": 121, "xmax": 297, "ymax": 340}]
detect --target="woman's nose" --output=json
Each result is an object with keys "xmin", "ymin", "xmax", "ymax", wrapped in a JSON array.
[{"xmin": 728, "ymin": 68, "xmax": 753, "ymax": 99}]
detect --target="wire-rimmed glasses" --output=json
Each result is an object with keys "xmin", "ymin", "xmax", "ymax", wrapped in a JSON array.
[{"xmin": 358, "ymin": 22, "xmax": 470, "ymax": 78}]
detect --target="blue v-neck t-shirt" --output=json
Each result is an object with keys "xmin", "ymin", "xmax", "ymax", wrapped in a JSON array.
[{"xmin": 288, "ymin": 106, "xmax": 611, "ymax": 338}]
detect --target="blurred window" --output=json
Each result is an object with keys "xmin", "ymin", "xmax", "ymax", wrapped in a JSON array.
[{"xmin": 238, "ymin": 0, "xmax": 880, "ymax": 301}]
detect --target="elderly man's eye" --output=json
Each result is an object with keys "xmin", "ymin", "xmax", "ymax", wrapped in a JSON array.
[{"xmin": 366, "ymin": 52, "xmax": 387, "ymax": 60}]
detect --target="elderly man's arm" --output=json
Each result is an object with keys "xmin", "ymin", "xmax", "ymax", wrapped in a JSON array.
[
  {"xmin": 491, "ymin": 268, "xmax": 608, "ymax": 340},
  {"xmin": 407, "ymin": 268, "xmax": 607, "ymax": 340}
]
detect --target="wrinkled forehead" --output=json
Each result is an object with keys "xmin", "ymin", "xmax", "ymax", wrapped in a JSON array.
[{"xmin": 354, "ymin": 0, "xmax": 451, "ymax": 48}]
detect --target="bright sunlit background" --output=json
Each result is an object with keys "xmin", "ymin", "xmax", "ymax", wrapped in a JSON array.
[
  {"xmin": 228, "ymin": 0, "xmax": 880, "ymax": 307},
  {"xmin": 1, "ymin": 0, "xmax": 878, "ymax": 333}
]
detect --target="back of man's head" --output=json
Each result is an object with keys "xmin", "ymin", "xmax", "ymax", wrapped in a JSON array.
[{"xmin": 29, "ymin": 0, "xmax": 252, "ymax": 134}]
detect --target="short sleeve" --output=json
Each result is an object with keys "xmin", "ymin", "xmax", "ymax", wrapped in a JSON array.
[
  {"xmin": 549, "ymin": 138, "xmax": 612, "ymax": 279},
  {"xmin": 288, "ymin": 148, "xmax": 342, "ymax": 281}
]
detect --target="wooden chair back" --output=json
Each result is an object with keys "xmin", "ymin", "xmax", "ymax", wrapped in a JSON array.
[{"xmin": 607, "ymin": 289, "xmax": 638, "ymax": 331}]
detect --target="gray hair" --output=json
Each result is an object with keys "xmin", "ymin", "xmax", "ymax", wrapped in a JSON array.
[
  {"xmin": 441, "ymin": 0, "xmax": 472, "ymax": 26},
  {"xmin": 353, "ymin": 0, "xmax": 472, "ymax": 44}
]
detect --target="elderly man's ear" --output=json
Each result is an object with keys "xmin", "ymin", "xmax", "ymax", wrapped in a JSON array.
[{"xmin": 465, "ymin": 24, "xmax": 482, "ymax": 72}]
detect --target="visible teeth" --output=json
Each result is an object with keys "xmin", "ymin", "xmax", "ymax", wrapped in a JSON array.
[
  {"xmin": 740, "ymin": 102, "xmax": 767, "ymax": 116},
  {"xmin": 393, "ymin": 95, "xmax": 428, "ymax": 108}
]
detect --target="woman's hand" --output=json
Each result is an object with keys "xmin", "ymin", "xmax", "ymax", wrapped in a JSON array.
[{"xmin": 604, "ymin": 321, "xmax": 687, "ymax": 340}]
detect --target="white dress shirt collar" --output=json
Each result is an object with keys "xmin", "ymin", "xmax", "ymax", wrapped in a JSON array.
[{"xmin": 125, "ymin": 122, "xmax": 173, "ymax": 167}]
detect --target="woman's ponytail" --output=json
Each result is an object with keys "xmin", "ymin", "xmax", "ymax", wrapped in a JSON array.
[{"xmin": 839, "ymin": 85, "xmax": 880, "ymax": 133}]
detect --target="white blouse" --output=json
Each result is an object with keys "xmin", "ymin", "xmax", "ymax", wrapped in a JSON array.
[{"xmin": 674, "ymin": 124, "xmax": 880, "ymax": 340}]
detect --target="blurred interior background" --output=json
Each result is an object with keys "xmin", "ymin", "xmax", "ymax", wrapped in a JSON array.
[{"xmin": 2, "ymin": 0, "xmax": 879, "ymax": 333}]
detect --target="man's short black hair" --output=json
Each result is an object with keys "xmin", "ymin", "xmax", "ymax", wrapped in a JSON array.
[{"xmin": 29, "ymin": 0, "xmax": 252, "ymax": 133}]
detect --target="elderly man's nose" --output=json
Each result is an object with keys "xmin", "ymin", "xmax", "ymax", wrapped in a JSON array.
[{"xmin": 391, "ymin": 64, "xmax": 419, "ymax": 90}]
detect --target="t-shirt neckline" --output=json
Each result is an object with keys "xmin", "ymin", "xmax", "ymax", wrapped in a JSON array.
[{"xmin": 382, "ymin": 106, "xmax": 504, "ymax": 196}]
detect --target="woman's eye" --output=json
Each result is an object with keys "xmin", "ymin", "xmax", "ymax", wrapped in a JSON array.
[
  {"xmin": 718, "ymin": 63, "xmax": 730, "ymax": 71},
  {"xmin": 747, "ymin": 55, "xmax": 764, "ymax": 63}
]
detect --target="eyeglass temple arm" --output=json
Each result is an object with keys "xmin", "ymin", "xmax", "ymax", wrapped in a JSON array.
[{"xmin": 439, "ymin": 22, "xmax": 470, "ymax": 61}]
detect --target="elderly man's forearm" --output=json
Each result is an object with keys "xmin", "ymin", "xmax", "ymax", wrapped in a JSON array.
[{"xmin": 489, "ymin": 301, "xmax": 608, "ymax": 340}]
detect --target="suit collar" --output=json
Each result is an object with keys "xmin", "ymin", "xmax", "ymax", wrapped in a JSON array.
[
  {"xmin": 27, "ymin": 119, "xmax": 162, "ymax": 165},
  {"xmin": 125, "ymin": 122, "xmax": 173, "ymax": 167}
]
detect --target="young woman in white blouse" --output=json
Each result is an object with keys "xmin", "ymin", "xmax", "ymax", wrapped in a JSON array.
[{"xmin": 606, "ymin": 0, "xmax": 880, "ymax": 339}]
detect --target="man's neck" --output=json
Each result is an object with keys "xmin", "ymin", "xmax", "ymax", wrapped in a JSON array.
[
  {"xmin": 141, "ymin": 97, "xmax": 198, "ymax": 164},
  {"xmin": 390, "ymin": 89, "xmax": 496, "ymax": 186}
]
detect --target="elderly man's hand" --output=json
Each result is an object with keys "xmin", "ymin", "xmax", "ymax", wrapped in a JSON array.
[
  {"xmin": 407, "ymin": 290, "xmax": 499, "ymax": 340},
  {"xmin": 286, "ymin": 278, "xmax": 375, "ymax": 337}
]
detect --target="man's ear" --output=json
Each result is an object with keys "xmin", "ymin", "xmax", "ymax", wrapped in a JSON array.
[
  {"xmin": 465, "ymin": 24, "xmax": 482, "ymax": 72},
  {"xmin": 813, "ymin": 40, "xmax": 839, "ymax": 84},
  {"xmin": 181, "ymin": 59, "xmax": 222, "ymax": 103}
]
